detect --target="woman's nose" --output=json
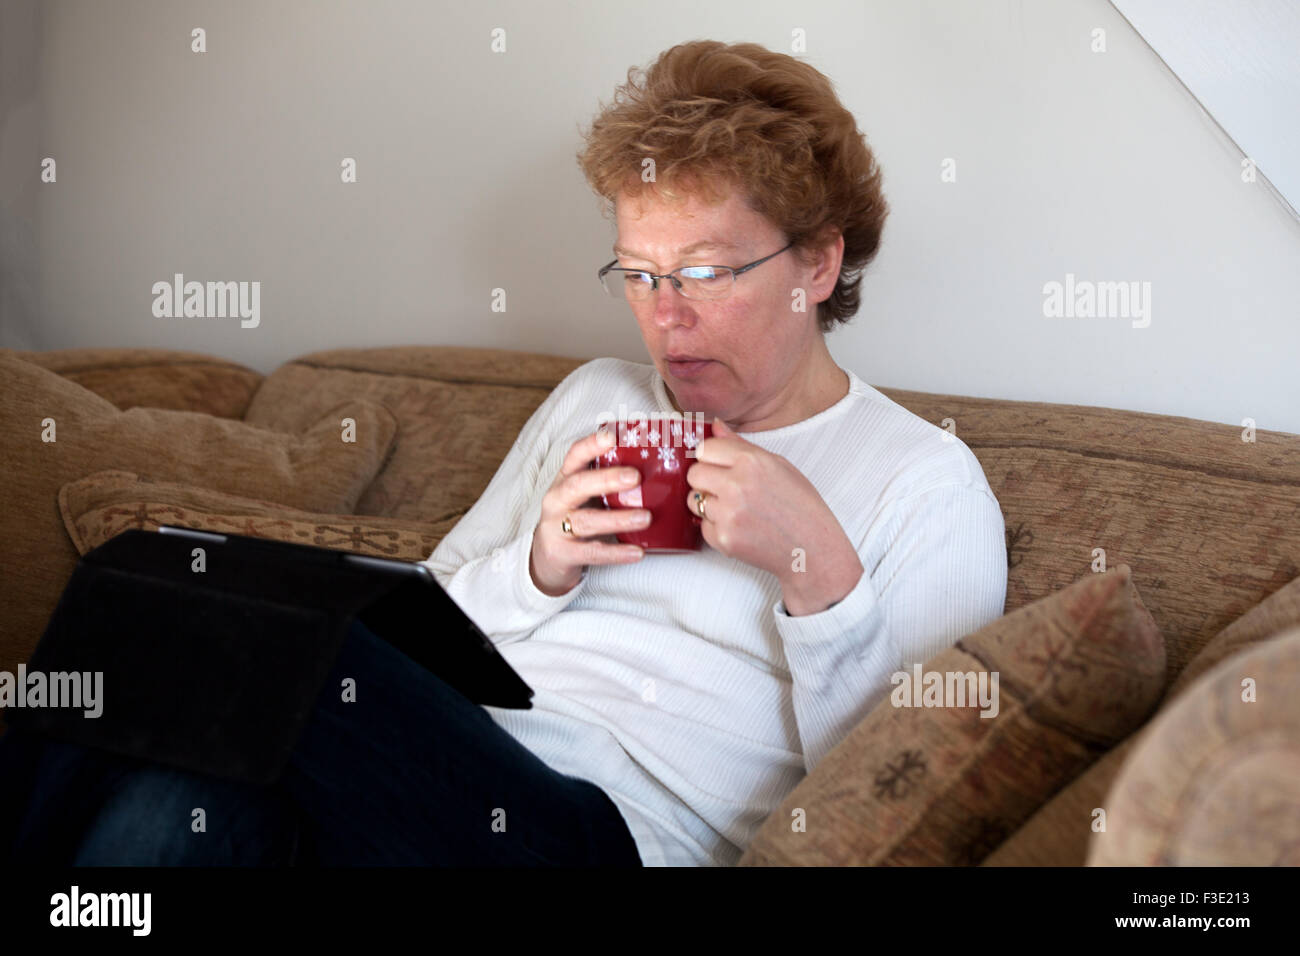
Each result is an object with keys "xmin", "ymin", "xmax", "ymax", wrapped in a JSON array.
[{"xmin": 650, "ymin": 280, "xmax": 696, "ymax": 330}]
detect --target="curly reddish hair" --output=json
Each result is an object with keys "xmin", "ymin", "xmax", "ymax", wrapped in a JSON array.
[{"xmin": 576, "ymin": 40, "xmax": 888, "ymax": 333}]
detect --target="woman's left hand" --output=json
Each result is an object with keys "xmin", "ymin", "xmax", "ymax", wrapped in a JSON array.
[{"xmin": 685, "ymin": 418, "xmax": 864, "ymax": 616}]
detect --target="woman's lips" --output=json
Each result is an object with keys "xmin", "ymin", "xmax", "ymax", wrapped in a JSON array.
[{"xmin": 667, "ymin": 358, "xmax": 713, "ymax": 379}]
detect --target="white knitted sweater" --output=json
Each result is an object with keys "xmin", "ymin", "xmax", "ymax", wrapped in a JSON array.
[{"xmin": 424, "ymin": 358, "xmax": 1008, "ymax": 866}]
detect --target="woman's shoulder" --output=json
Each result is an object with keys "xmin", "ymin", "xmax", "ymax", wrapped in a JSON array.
[
  {"xmin": 839, "ymin": 370, "xmax": 995, "ymax": 499},
  {"xmin": 550, "ymin": 356, "xmax": 655, "ymax": 403},
  {"xmin": 535, "ymin": 357, "xmax": 659, "ymax": 435}
]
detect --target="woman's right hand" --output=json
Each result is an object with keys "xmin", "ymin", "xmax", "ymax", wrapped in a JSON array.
[{"xmin": 529, "ymin": 427, "xmax": 650, "ymax": 597}]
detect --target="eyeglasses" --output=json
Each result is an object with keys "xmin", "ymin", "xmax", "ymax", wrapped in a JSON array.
[{"xmin": 597, "ymin": 241, "xmax": 795, "ymax": 302}]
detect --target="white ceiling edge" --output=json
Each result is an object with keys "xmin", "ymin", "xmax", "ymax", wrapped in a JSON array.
[{"xmin": 1110, "ymin": 0, "xmax": 1300, "ymax": 223}]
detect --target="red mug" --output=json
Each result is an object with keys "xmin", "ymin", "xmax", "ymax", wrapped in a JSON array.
[{"xmin": 591, "ymin": 415, "xmax": 713, "ymax": 552}]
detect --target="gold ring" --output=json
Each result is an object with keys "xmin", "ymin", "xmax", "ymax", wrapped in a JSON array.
[
  {"xmin": 561, "ymin": 515, "xmax": 574, "ymax": 535},
  {"xmin": 693, "ymin": 491, "xmax": 708, "ymax": 519}
]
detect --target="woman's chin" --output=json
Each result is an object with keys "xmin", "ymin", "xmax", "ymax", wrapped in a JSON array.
[{"xmin": 666, "ymin": 384, "xmax": 714, "ymax": 417}]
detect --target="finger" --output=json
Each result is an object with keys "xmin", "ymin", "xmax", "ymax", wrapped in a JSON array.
[
  {"xmin": 693, "ymin": 433, "xmax": 742, "ymax": 466},
  {"xmin": 562, "ymin": 535, "xmax": 644, "ymax": 565},
  {"xmin": 559, "ymin": 464, "xmax": 642, "ymax": 511},
  {"xmin": 559, "ymin": 427, "xmax": 617, "ymax": 480},
  {"xmin": 563, "ymin": 506, "xmax": 652, "ymax": 539},
  {"xmin": 685, "ymin": 488, "xmax": 713, "ymax": 521},
  {"xmin": 697, "ymin": 509, "xmax": 719, "ymax": 550},
  {"xmin": 685, "ymin": 460, "xmax": 727, "ymax": 491}
]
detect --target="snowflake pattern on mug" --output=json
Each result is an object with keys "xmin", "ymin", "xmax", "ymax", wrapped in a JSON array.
[
  {"xmin": 657, "ymin": 444, "xmax": 678, "ymax": 470},
  {"xmin": 640, "ymin": 448, "xmax": 650, "ymax": 458}
]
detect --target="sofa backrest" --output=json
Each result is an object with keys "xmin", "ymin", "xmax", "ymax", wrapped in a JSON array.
[
  {"xmin": 13, "ymin": 348, "xmax": 263, "ymax": 420},
  {"xmin": 874, "ymin": 385, "xmax": 1300, "ymax": 693},
  {"xmin": 245, "ymin": 347, "xmax": 1300, "ymax": 693},
  {"xmin": 242, "ymin": 347, "xmax": 584, "ymax": 526}
]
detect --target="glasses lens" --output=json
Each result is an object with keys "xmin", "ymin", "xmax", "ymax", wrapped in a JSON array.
[
  {"xmin": 677, "ymin": 266, "xmax": 733, "ymax": 300},
  {"xmin": 603, "ymin": 270, "xmax": 654, "ymax": 301}
]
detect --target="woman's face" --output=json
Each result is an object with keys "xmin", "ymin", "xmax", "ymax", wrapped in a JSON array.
[{"xmin": 612, "ymin": 185, "xmax": 840, "ymax": 427}]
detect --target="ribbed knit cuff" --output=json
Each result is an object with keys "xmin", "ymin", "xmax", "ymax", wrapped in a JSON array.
[
  {"xmin": 514, "ymin": 524, "xmax": 586, "ymax": 615},
  {"xmin": 773, "ymin": 564, "xmax": 880, "ymax": 644}
]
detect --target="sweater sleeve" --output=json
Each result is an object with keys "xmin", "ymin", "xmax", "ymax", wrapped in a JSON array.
[
  {"xmin": 772, "ymin": 482, "xmax": 1008, "ymax": 774},
  {"xmin": 421, "ymin": 364, "xmax": 595, "ymax": 645}
]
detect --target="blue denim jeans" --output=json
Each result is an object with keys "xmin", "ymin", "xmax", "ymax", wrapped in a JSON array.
[{"xmin": 0, "ymin": 617, "xmax": 642, "ymax": 866}]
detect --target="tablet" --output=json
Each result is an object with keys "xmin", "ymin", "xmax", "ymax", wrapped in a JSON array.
[
  {"xmin": 151, "ymin": 525, "xmax": 535, "ymax": 709},
  {"xmin": 8, "ymin": 526, "xmax": 533, "ymax": 785}
]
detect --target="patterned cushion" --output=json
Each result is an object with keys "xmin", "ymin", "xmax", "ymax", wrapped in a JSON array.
[
  {"xmin": 0, "ymin": 350, "xmax": 398, "ymax": 675},
  {"xmin": 241, "ymin": 347, "xmax": 585, "ymax": 522},
  {"xmin": 981, "ymin": 571, "xmax": 1300, "ymax": 866},
  {"xmin": 58, "ymin": 471, "xmax": 461, "ymax": 559},
  {"xmin": 737, "ymin": 565, "xmax": 1165, "ymax": 866},
  {"xmin": 1086, "ymin": 625, "xmax": 1300, "ymax": 865}
]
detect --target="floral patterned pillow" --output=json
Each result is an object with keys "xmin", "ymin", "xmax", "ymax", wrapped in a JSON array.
[
  {"xmin": 739, "ymin": 565, "xmax": 1165, "ymax": 866},
  {"xmin": 60, "ymin": 470, "xmax": 462, "ymax": 560}
]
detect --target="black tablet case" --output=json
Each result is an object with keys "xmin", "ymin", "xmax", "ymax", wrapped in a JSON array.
[{"xmin": 4, "ymin": 529, "xmax": 531, "ymax": 785}]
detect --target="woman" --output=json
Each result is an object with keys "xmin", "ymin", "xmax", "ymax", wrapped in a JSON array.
[
  {"xmin": 0, "ymin": 40, "xmax": 1006, "ymax": 868},
  {"xmin": 424, "ymin": 40, "xmax": 1007, "ymax": 867}
]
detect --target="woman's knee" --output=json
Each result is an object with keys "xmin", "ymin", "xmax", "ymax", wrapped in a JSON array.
[{"xmin": 72, "ymin": 765, "xmax": 300, "ymax": 866}]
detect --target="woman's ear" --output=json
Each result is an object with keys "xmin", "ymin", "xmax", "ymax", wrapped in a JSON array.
[{"xmin": 812, "ymin": 228, "xmax": 845, "ymax": 297}]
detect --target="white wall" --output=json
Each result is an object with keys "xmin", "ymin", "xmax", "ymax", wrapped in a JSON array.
[
  {"xmin": 1114, "ymin": 0, "xmax": 1300, "ymax": 218},
  {"xmin": 0, "ymin": 0, "xmax": 40, "ymax": 339},
  {"xmin": 3, "ymin": 0, "xmax": 1298, "ymax": 432}
]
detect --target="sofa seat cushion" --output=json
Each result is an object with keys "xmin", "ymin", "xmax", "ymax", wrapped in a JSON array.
[
  {"xmin": 0, "ymin": 351, "xmax": 398, "ymax": 675},
  {"xmin": 241, "ymin": 347, "xmax": 584, "ymax": 523},
  {"xmin": 738, "ymin": 565, "xmax": 1164, "ymax": 866}
]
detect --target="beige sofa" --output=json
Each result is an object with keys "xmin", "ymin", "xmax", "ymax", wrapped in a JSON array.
[{"xmin": 4, "ymin": 344, "xmax": 1299, "ymax": 866}]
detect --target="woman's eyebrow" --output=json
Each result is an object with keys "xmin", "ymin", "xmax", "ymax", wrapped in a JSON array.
[{"xmin": 613, "ymin": 240, "xmax": 739, "ymax": 259}]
